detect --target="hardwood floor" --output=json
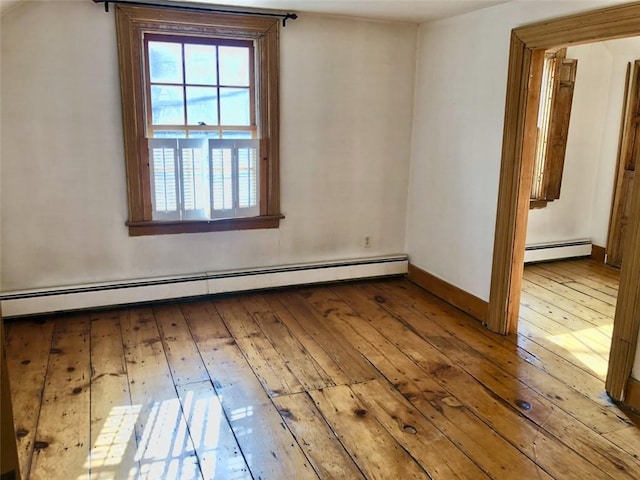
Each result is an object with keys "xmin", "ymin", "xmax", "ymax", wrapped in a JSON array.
[
  {"xmin": 4, "ymin": 259, "xmax": 640, "ymax": 479},
  {"xmin": 521, "ymin": 259, "xmax": 618, "ymax": 382}
]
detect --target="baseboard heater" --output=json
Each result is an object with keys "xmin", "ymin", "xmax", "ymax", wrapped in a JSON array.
[
  {"xmin": 0, "ymin": 255, "xmax": 408, "ymax": 318},
  {"xmin": 524, "ymin": 239, "xmax": 592, "ymax": 264}
]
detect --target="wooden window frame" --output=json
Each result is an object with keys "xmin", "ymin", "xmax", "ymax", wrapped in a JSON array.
[
  {"xmin": 115, "ymin": 4, "xmax": 282, "ymax": 236},
  {"xmin": 488, "ymin": 2, "xmax": 640, "ymax": 403}
]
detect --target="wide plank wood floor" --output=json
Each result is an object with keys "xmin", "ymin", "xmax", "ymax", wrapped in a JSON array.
[{"xmin": 4, "ymin": 259, "xmax": 640, "ymax": 479}]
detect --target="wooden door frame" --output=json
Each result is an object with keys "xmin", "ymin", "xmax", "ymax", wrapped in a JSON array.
[
  {"xmin": 607, "ymin": 60, "xmax": 640, "ymax": 267},
  {"xmin": 605, "ymin": 62, "xmax": 632, "ymax": 267},
  {"xmin": 488, "ymin": 1, "xmax": 640, "ymax": 401}
]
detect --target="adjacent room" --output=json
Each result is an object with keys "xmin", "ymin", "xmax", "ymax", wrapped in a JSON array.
[
  {"xmin": 521, "ymin": 35, "xmax": 640, "ymax": 386},
  {"xmin": 2, "ymin": 0, "xmax": 640, "ymax": 479}
]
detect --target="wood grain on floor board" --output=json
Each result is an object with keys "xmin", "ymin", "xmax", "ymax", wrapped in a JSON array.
[{"xmin": 4, "ymin": 259, "xmax": 637, "ymax": 479}]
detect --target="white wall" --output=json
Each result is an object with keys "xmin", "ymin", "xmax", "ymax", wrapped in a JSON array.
[
  {"xmin": 0, "ymin": 1, "xmax": 417, "ymax": 291},
  {"xmin": 526, "ymin": 43, "xmax": 613, "ymax": 248},
  {"xmin": 592, "ymin": 38, "xmax": 640, "ymax": 248},
  {"xmin": 406, "ymin": 0, "xmax": 640, "ymax": 384},
  {"xmin": 406, "ymin": 0, "xmax": 627, "ymax": 302},
  {"xmin": 526, "ymin": 38, "xmax": 640, "ymax": 251}
]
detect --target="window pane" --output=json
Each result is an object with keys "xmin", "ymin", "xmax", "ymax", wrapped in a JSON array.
[
  {"xmin": 185, "ymin": 44, "xmax": 217, "ymax": 85},
  {"xmin": 153, "ymin": 130, "xmax": 187, "ymax": 138},
  {"xmin": 222, "ymin": 131, "xmax": 252, "ymax": 139},
  {"xmin": 151, "ymin": 85, "xmax": 185, "ymax": 125},
  {"xmin": 186, "ymin": 86, "xmax": 218, "ymax": 126},
  {"xmin": 220, "ymin": 88, "xmax": 250, "ymax": 126},
  {"xmin": 148, "ymin": 41, "xmax": 183, "ymax": 84},
  {"xmin": 189, "ymin": 130, "xmax": 220, "ymax": 139},
  {"xmin": 219, "ymin": 46, "xmax": 250, "ymax": 86}
]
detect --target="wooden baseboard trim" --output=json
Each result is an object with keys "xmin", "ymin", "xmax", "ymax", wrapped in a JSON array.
[
  {"xmin": 407, "ymin": 264, "xmax": 489, "ymax": 324},
  {"xmin": 591, "ymin": 245, "xmax": 606, "ymax": 264},
  {"xmin": 624, "ymin": 377, "xmax": 640, "ymax": 413}
]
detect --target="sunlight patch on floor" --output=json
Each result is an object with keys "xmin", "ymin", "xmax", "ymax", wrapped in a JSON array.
[
  {"xmin": 135, "ymin": 398, "xmax": 198, "ymax": 479},
  {"xmin": 180, "ymin": 389, "xmax": 226, "ymax": 478},
  {"xmin": 547, "ymin": 324, "xmax": 612, "ymax": 378},
  {"xmin": 81, "ymin": 404, "xmax": 140, "ymax": 480},
  {"xmin": 80, "ymin": 388, "xmax": 248, "ymax": 479}
]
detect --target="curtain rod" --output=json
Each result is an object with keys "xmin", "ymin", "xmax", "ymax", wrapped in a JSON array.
[{"xmin": 92, "ymin": 0, "xmax": 298, "ymax": 26}]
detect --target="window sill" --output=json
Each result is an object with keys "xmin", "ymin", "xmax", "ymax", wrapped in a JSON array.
[
  {"xmin": 127, "ymin": 214, "xmax": 284, "ymax": 236},
  {"xmin": 530, "ymin": 200, "xmax": 550, "ymax": 209}
]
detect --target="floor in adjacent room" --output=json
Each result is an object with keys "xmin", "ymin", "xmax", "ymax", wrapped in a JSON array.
[{"xmin": 4, "ymin": 258, "xmax": 640, "ymax": 479}]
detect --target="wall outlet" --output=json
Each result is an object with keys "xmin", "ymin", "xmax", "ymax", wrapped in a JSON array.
[{"xmin": 363, "ymin": 235, "xmax": 371, "ymax": 248}]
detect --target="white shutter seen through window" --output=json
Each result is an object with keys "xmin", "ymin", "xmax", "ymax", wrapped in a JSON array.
[
  {"xmin": 149, "ymin": 138, "xmax": 259, "ymax": 220},
  {"xmin": 149, "ymin": 139, "xmax": 180, "ymax": 220}
]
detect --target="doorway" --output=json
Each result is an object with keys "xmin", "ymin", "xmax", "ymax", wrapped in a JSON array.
[
  {"xmin": 521, "ymin": 36, "xmax": 636, "ymax": 390},
  {"xmin": 521, "ymin": 37, "xmax": 638, "ymax": 388},
  {"xmin": 488, "ymin": 3, "xmax": 640, "ymax": 402}
]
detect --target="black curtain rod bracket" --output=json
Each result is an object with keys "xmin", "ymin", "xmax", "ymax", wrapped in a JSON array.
[{"xmin": 94, "ymin": 0, "xmax": 297, "ymax": 26}]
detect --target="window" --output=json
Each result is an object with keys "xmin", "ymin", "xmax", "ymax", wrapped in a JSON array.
[
  {"xmin": 145, "ymin": 36, "xmax": 258, "ymax": 220},
  {"xmin": 530, "ymin": 49, "xmax": 577, "ymax": 207},
  {"xmin": 115, "ymin": 5, "xmax": 282, "ymax": 235}
]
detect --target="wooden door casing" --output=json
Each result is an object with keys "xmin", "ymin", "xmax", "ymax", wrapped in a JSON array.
[
  {"xmin": 488, "ymin": 3, "xmax": 640, "ymax": 402},
  {"xmin": 608, "ymin": 60, "xmax": 640, "ymax": 268}
]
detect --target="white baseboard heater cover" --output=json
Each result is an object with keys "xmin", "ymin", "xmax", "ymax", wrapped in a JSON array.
[
  {"xmin": 0, "ymin": 255, "xmax": 408, "ymax": 317},
  {"xmin": 524, "ymin": 239, "xmax": 592, "ymax": 264}
]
